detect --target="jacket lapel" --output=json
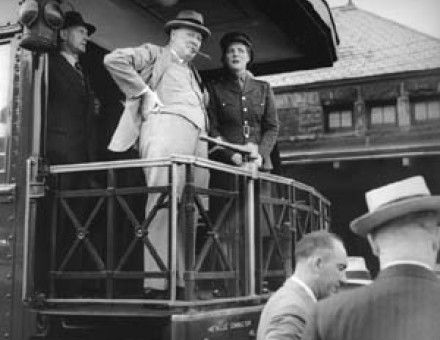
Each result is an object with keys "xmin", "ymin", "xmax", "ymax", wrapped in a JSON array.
[{"xmin": 54, "ymin": 54, "xmax": 86, "ymax": 90}]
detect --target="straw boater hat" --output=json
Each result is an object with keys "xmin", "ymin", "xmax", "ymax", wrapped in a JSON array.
[
  {"xmin": 164, "ymin": 10, "xmax": 211, "ymax": 39},
  {"xmin": 350, "ymin": 176, "xmax": 440, "ymax": 237}
]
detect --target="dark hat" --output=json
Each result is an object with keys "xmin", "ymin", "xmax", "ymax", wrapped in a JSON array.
[
  {"xmin": 164, "ymin": 10, "xmax": 210, "ymax": 39},
  {"xmin": 62, "ymin": 11, "xmax": 96, "ymax": 36},
  {"xmin": 220, "ymin": 31, "xmax": 253, "ymax": 62}
]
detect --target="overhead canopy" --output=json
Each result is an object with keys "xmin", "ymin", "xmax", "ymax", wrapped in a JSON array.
[{"xmin": 66, "ymin": 0, "xmax": 339, "ymax": 74}]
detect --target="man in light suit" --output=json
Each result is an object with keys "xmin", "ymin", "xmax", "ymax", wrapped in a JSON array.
[
  {"xmin": 104, "ymin": 10, "xmax": 210, "ymax": 298},
  {"xmin": 257, "ymin": 231, "xmax": 348, "ymax": 340},
  {"xmin": 303, "ymin": 176, "xmax": 440, "ymax": 340}
]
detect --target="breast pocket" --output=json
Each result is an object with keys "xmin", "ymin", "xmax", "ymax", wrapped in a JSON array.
[{"xmin": 249, "ymin": 96, "xmax": 266, "ymax": 121}]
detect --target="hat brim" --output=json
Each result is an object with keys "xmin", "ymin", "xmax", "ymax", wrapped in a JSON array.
[
  {"xmin": 84, "ymin": 23, "xmax": 96, "ymax": 36},
  {"xmin": 164, "ymin": 20, "xmax": 211, "ymax": 39},
  {"xmin": 63, "ymin": 22, "xmax": 96, "ymax": 36},
  {"xmin": 350, "ymin": 196, "xmax": 440, "ymax": 237}
]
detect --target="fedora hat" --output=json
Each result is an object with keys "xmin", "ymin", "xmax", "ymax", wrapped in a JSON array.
[
  {"xmin": 220, "ymin": 31, "xmax": 254, "ymax": 62},
  {"xmin": 62, "ymin": 11, "xmax": 96, "ymax": 36},
  {"xmin": 350, "ymin": 176, "xmax": 440, "ymax": 237},
  {"xmin": 164, "ymin": 10, "xmax": 210, "ymax": 39}
]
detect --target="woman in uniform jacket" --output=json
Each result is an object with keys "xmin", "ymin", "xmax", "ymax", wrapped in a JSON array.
[
  {"xmin": 208, "ymin": 32, "xmax": 279, "ymax": 170},
  {"xmin": 206, "ymin": 33, "xmax": 279, "ymax": 281}
]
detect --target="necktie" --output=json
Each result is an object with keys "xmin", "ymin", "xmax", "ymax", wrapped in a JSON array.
[{"xmin": 74, "ymin": 62, "xmax": 84, "ymax": 78}]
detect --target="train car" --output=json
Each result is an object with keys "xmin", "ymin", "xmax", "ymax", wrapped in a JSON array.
[{"xmin": 0, "ymin": 0, "xmax": 338, "ymax": 339}]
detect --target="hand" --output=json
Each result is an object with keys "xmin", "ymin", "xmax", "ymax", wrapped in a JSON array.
[
  {"xmin": 253, "ymin": 154, "xmax": 263, "ymax": 168},
  {"xmin": 231, "ymin": 153, "xmax": 243, "ymax": 166},
  {"xmin": 245, "ymin": 142, "xmax": 259, "ymax": 159},
  {"xmin": 141, "ymin": 89, "xmax": 163, "ymax": 113}
]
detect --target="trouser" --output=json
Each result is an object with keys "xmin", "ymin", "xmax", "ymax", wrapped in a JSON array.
[{"xmin": 139, "ymin": 113, "xmax": 209, "ymax": 290}]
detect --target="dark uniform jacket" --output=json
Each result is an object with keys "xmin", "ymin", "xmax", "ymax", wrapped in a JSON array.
[
  {"xmin": 208, "ymin": 72, "xmax": 278, "ymax": 170},
  {"xmin": 303, "ymin": 264, "xmax": 440, "ymax": 340},
  {"xmin": 47, "ymin": 53, "xmax": 97, "ymax": 165}
]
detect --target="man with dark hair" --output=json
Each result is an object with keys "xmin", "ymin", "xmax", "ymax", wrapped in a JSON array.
[
  {"xmin": 256, "ymin": 230, "xmax": 347, "ymax": 340},
  {"xmin": 303, "ymin": 176, "xmax": 440, "ymax": 340}
]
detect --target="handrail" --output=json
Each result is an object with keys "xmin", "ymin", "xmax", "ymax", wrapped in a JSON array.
[{"xmin": 27, "ymin": 155, "xmax": 330, "ymax": 304}]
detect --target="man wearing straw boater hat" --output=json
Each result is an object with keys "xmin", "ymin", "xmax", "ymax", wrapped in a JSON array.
[
  {"xmin": 104, "ymin": 10, "xmax": 210, "ymax": 299},
  {"xmin": 303, "ymin": 176, "xmax": 440, "ymax": 340}
]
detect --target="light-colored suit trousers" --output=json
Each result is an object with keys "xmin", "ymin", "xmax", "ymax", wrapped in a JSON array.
[{"xmin": 139, "ymin": 113, "xmax": 208, "ymax": 290}]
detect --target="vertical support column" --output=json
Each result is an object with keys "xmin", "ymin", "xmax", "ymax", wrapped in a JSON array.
[
  {"xmin": 233, "ymin": 174, "xmax": 240, "ymax": 296},
  {"xmin": 397, "ymin": 81, "xmax": 410, "ymax": 128},
  {"xmin": 49, "ymin": 175, "xmax": 59, "ymax": 298},
  {"xmin": 284, "ymin": 185, "xmax": 293, "ymax": 277},
  {"xmin": 319, "ymin": 198, "xmax": 324, "ymax": 230},
  {"xmin": 184, "ymin": 164, "xmax": 196, "ymax": 300},
  {"xmin": 247, "ymin": 176, "xmax": 256, "ymax": 296},
  {"xmin": 169, "ymin": 163, "xmax": 178, "ymax": 301},
  {"xmin": 354, "ymin": 86, "xmax": 366, "ymax": 135},
  {"xmin": 106, "ymin": 169, "xmax": 115, "ymax": 298}
]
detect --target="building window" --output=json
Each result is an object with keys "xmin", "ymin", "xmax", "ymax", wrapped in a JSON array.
[
  {"xmin": 412, "ymin": 99, "xmax": 440, "ymax": 123},
  {"xmin": 369, "ymin": 104, "xmax": 397, "ymax": 127},
  {"xmin": 0, "ymin": 42, "xmax": 12, "ymax": 183},
  {"xmin": 326, "ymin": 109, "xmax": 353, "ymax": 132}
]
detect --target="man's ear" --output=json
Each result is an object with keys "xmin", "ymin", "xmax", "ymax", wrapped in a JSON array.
[
  {"xmin": 367, "ymin": 233, "xmax": 379, "ymax": 257},
  {"xmin": 309, "ymin": 255, "xmax": 322, "ymax": 272},
  {"xmin": 59, "ymin": 28, "xmax": 67, "ymax": 42}
]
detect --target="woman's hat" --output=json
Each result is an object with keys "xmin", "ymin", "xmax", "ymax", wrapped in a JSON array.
[
  {"xmin": 350, "ymin": 176, "xmax": 440, "ymax": 237},
  {"xmin": 220, "ymin": 31, "xmax": 254, "ymax": 62},
  {"xmin": 164, "ymin": 10, "xmax": 211, "ymax": 39},
  {"xmin": 62, "ymin": 11, "xmax": 96, "ymax": 35}
]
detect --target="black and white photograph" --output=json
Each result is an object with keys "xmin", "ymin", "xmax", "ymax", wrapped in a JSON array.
[{"xmin": 0, "ymin": 0, "xmax": 439, "ymax": 339}]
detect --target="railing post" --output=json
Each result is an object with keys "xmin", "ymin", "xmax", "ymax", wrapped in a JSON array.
[
  {"xmin": 106, "ymin": 169, "xmax": 115, "ymax": 298},
  {"xmin": 169, "ymin": 163, "xmax": 178, "ymax": 301},
  {"xmin": 246, "ymin": 174, "xmax": 256, "ymax": 296},
  {"xmin": 49, "ymin": 175, "xmax": 59, "ymax": 298},
  {"xmin": 183, "ymin": 163, "xmax": 196, "ymax": 300}
]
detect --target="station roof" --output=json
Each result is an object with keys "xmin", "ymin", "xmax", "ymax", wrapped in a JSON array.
[{"xmin": 260, "ymin": 3, "xmax": 440, "ymax": 88}]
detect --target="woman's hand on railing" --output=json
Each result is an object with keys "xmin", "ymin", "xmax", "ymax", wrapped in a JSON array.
[{"xmin": 231, "ymin": 153, "xmax": 243, "ymax": 166}]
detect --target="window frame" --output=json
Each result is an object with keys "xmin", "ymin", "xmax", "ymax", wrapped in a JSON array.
[
  {"xmin": 0, "ymin": 37, "xmax": 15, "ymax": 184},
  {"xmin": 324, "ymin": 104, "xmax": 354, "ymax": 133},
  {"xmin": 410, "ymin": 95, "xmax": 440, "ymax": 126},
  {"xmin": 367, "ymin": 100, "xmax": 398, "ymax": 129}
]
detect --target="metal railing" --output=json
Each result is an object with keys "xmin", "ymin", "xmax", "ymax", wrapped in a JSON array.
[{"xmin": 25, "ymin": 156, "xmax": 330, "ymax": 306}]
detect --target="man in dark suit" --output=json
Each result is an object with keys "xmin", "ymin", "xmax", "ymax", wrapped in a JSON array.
[
  {"xmin": 303, "ymin": 176, "xmax": 440, "ymax": 340},
  {"xmin": 40, "ymin": 11, "xmax": 99, "ymax": 296},
  {"xmin": 47, "ymin": 11, "xmax": 97, "ymax": 167},
  {"xmin": 257, "ymin": 231, "xmax": 347, "ymax": 340}
]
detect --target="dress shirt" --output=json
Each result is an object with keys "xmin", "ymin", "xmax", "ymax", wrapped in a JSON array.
[
  {"xmin": 60, "ymin": 51, "xmax": 78, "ymax": 68},
  {"xmin": 291, "ymin": 276, "xmax": 317, "ymax": 303},
  {"xmin": 382, "ymin": 260, "xmax": 432, "ymax": 270},
  {"xmin": 153, "ymin": 50, "xmax": 207, "ymax": 131}
]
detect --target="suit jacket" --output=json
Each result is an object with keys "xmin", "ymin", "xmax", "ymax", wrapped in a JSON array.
[
  {"xmin": 208, "ymin": 72, "xmax": 279, "ymax": 170},
  {"xmin": 47, "ymin": 53, "xmax": 96, "ymax": 164},
  {"xmin": 257, "ymin": 278, "xmax": 316, "ymax": 340},
  {"xmin": 103, "ymin": 43, "xmax": 208, "ymax": 152},
  {"xmin": 303, "ymin": 264, "xmax": 440, "ymax": 340}
]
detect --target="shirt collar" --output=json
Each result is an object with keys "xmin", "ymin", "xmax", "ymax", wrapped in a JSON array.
[
  {"xmin": 382, "ymin": 260, "xmax": 432, "ymax": 271},
  {"xmin": 170, "ymin": 48, "xmax": 186, "ymax": 64},
  {"xmin": 60, "ymin": 51, "xmax": 78, "ymax": 67},
  {"xmin": 290, "ymin": 276, "xmax": 317, "ymax": 302}
]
